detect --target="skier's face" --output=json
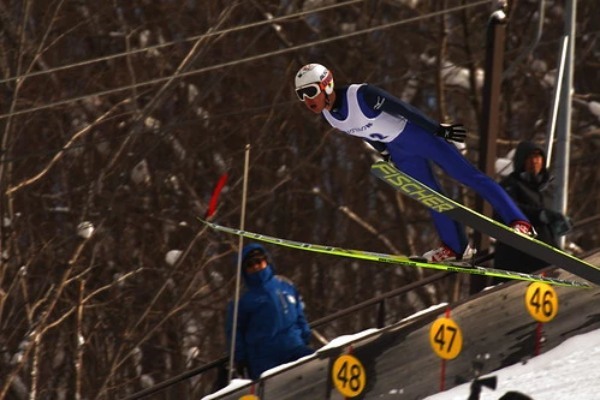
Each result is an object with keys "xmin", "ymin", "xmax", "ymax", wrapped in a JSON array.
[
  {"xmin": 301, "ymin": 90, "xmax": 327, "ymax": 114},
  {"xmin": 296, "ymin": 84, "xmax": 333, "ymax": 114}
]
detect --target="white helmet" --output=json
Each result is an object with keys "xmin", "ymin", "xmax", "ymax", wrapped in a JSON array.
[{"xmin": 294, "ymin": 63, "xmax": 334, "ymax": 95}]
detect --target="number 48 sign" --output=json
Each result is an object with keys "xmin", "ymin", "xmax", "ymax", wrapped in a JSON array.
[
  {"xmin": 331, "ymin": 354, "xmax": 366, "ymax": 398},
  {"xmin": 429, "ymin": 317, "xmax": 463, "ymax": 360}
]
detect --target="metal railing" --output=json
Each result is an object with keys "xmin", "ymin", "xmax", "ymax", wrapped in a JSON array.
[{"xmin": 124, "ymin": 270, "xmax": 455, "ymax": 399}]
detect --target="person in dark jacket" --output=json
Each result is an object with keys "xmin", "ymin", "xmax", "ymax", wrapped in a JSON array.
[
  {"xmin": 226, "ymin": 243, "xmax": 314, "ymax": 380},
  {"xmin": 494, "ymin": 141, "xmax": 572, "ymax": 273}
]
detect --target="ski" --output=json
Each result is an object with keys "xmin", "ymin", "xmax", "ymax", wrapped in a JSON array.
[
  {"xmin": 200, "ymin": 219, "xmax": 591, "ymax": 288},
  {"xmin": 370, "ymin": 161, "xmax": 600, "ymax": 286}
]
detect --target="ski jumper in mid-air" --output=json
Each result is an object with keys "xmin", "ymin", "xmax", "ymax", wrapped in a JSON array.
[{"xmin": 294, "ymin": 63, "xmax": 535, "ymax": 262}]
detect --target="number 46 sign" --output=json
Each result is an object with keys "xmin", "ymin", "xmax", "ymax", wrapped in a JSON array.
[{"xmin": 525, "ymin": 282, "xmax": 558, "ymax": 323}]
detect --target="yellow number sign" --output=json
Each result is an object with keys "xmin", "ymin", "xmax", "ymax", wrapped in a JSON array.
[
  {"xmin": 429, "ymin": 317, "xmax": 463, "ymax": 360},
  {"xmin": 239, "ymin": 396, "xmax": 259, "ymax": 400},
  {"xmin": 332, "ymin": 354, "xmax": 366, "ymax": 397},
  {"xmin": 525, "ymin": 282, "xmax": 558, "ymax": 322}
]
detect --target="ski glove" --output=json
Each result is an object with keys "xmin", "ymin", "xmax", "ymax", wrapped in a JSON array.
[
  {"xmin": 539, "ymin": 209, "xmax": 573, "ymax": 236},
  {"xmin": 233, "ymin": 361, "xmax": 249, "ymax": 378},
  {"xmin": 365, "ymin": 139, "xmax": 391, "ymax": 162},
  {"xmin": 436, "ymin": 123, "xmax": 467, "ymax": 143},
  {"xmin": 379, "ymin": 149, "xmax": 391, "ymax": 162}
]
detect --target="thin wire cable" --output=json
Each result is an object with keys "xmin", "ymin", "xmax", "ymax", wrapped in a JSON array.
[
  {"xmin": 545, "ymin": 35, "xmax": 569, "ymax": 168},
  {"xmin": 0, "ymin": 0, "xmax": 494, "ymax": 120},
  {"xmin": 228, "ymin": 144, "xmax": 251, "ymax": 383},
  {"xmin": 0, "ymin": 0, "xmax": 364, "ymax": 85},
  {"xmin": 4, "ymin": 27, "xmax": 598, "ymax": 167}
]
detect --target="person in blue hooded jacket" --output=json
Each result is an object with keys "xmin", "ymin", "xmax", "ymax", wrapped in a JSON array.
[{"xmin": 226, "ymin": 243, "xmax": 314, "ymax": 380}]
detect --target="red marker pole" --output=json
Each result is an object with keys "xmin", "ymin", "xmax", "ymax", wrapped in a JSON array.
[
  {"xmin": 439, "ymin": 307, "xmax": 451, "ymax": 391},
  {"xmin": 205, "ymin": 173, "xmax": 229, "ymax": 220}
]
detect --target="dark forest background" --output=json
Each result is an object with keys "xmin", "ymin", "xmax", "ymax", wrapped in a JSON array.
[{"xmin": 0, "ymin": 0, "xmax": 599, "ymax": 398}]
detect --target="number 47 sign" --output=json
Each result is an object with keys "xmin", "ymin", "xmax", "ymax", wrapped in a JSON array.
[{"xmin": 429, "ymin": 317, "xmax": 463, "ymax": 360}]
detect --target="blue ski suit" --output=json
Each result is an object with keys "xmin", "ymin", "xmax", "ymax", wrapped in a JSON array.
[
  {"xmin": 322, "ymin": 84, "xmax": 528, "ymax": 254},
  {"xmin": 226, "ymin": 244, "xmax": 313, "ymax": 380}
]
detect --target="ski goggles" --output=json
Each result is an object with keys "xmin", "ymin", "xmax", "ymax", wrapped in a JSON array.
[{"xmin": 295, "ymin": 84, "xmax": 322, "ymax": 101}]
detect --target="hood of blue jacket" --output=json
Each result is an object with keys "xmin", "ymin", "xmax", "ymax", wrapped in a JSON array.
[{"xmin": 240, "ymin": 243, "xmax": 274, "ymax": 287}]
